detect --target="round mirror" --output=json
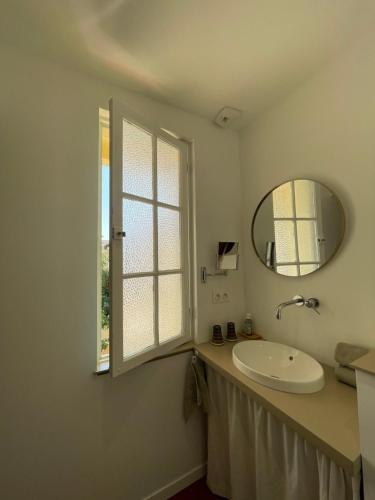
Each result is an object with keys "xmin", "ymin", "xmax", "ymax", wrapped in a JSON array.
[{"xmin": 252, "ymin": 179, "xmax": 345, "ymax": 277}]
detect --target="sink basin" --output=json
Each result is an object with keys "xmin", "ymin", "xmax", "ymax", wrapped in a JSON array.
[{"xmin": 232, "ymin": 341, "xmax": 325, "ymax": 394}]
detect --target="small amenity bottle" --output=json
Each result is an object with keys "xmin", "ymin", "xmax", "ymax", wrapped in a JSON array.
[{"xmin": 243, "ymin": 313, "xmax": 253, "ymax": 336}]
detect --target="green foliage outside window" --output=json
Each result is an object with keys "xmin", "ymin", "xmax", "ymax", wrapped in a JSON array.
[{"xmin": 101, "ymin": 248, "xmax": 110, "ymax": 353}]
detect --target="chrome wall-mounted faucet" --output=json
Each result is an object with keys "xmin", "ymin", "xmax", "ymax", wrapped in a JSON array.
[{"xmin": 275, "ymin": 295, "xmax": 320, "ymax": 319}]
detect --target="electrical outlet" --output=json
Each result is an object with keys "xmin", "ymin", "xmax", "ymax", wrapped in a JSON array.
[
  {"xmin": 212, "ymin": 288, "xmax": 230, "ymax": 304},
  {"xmin": 212, "ymin": 289, "xmax": 222, "ymax": 304}
]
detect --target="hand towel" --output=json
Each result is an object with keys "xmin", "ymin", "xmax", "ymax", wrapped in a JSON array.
[
  {"xmin": 183, "ymin": 355, "xmax": 210, "ymax": 421},
  {"xmin": 334, "ymin": 342, "xmax": 368, "ymax": 368},
  {"xmin": 335, "ymin": 365, "xmax": 357, "ymax": 388}
]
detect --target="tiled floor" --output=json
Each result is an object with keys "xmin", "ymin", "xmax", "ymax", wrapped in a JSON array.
[{"xmin": 169, "ymin": 478, "xmax": 225, "ymax": 499}]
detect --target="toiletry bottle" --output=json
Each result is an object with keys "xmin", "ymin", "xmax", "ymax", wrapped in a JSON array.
[{"xmin": 244, "ymin": 313, "xmax": 253, "ymax": 336}]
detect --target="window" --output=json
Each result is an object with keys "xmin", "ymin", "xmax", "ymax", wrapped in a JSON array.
[
  {"xmin": 109, "ymin": 99, "xmax": 192, "ymax": 376},
  {"xmin": 98, "ymin": 110, "xmax": 110, "ymax": 370},
  {"xmin": 272, "ymin": 180, "xmax": 320, "ymax": 276}
]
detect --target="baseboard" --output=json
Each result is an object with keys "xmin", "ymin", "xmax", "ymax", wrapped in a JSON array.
[{"xmin": 143, "ymin": 463, "xmax": 207, "ymax": 500}]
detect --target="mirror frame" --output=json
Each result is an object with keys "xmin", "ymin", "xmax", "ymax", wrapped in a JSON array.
[{"xmin": 251, "ymin": 178, "xmax": 345, "ymax": 277}]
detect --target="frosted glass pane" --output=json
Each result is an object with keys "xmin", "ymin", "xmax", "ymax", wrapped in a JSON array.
[
  {"xmin": 276, "ymin": 265, "xmax": 298, "ymax": 276},
  {"xmin": 272, "ymin": 182, "xmax": 294, "ymax": 218},
  {"xmin": 295, "ymin": 180, "xmax": 316, "ymax": 218},
  {"xmin": 157, "ymin": 139, "xmax": 180, "ymax": 206},
  {"xmin": 300, "ymin": 264, "xmax": 319, "ymax": 275},
  {"xmin": 297, "ymin": 220, "xmax": 319, "ymax": 262},
  {"xmin": 159, "ymin": 274, "xmax": 182, "ymax": 343},
  {"xmin": 274, "ymin": 221, "xmax": 296, "ymax": 263},
  {"xmin": 123, "ymin": 199, "xmax": 153, "ymax": 274},
  {"xmin": 123, "ymin": 120, "xmax": 153, "ymax": 199},
  {"xmin": 158, "ymin": 207, "xmax": 181, "ymax": 270},
  {"xmin": 123, "ymin": 277, "xmax": 154, "ymax": 358}
]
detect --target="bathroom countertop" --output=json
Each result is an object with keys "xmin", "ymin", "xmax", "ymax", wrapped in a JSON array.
[
  {"xmin": 351, "ymin": 349, "xmax": 375, "ymax": 376},
  {"xmin": 195, "ymin": 341, "xmax": 360, "ymax": 476}
]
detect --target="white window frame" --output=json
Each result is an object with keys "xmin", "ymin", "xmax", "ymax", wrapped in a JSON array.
[{"xmin": 109, "ymin": 98, "xmax": 192, "ymax": 377}]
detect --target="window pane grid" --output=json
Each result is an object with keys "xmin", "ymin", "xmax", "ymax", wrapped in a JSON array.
[
  {"xmin": 121, "ymin": 124, "xmax": 185, "ymax": 358},
  {"xmin": 123, "ymin": 277, "xmax": 155, "ymax": 358},
  {"xmin": 159, "ymin": 274, "xmax": 182, "ymax": 343},
  {"xmin": 294, "ymin": 179, "xmax": 316, "ymax": 218},
  {"xmin": 274, "ymin": 220, "xmax": 297, "ymax": 263},
  {"xmin": 152, "ymin": 133, "xmax": 159, "ymax": 346},
  {"xmin": 272, "ymin": 182, "xmax": 294, "ymax": 218},
  {"xmin": 276, "ymin": 262, "xmax": 320, "ymax": 266},
  {"xmin": 273, "ymin": 217, "xmax": 316, "ymax": 221},
  {"xmin": 122, "ymin": 198, "xmax": 153, "ymax": 274},
  {"xmin": 122, "ymin": 200, "xmax": 183, "ymax": 276},
  {"xmin": 277, "ymin": 262, "xmax": 320, "ymax": 276},
  {"xmin": 272, "ymin": 180, "xmax": 320, "ymax": 277},
  {"xmin": 123, "ymin": 120, "xmax": 153, "ymax": 199},
  {"xmin": 122, "ymin": 193, "xmax": 181, "ymax": 212},
  {"xmin": 157, "ymin": 138, "xmax": 181, "ymax": 207}
]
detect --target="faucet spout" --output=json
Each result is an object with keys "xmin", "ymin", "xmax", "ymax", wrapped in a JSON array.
[{"xmin": 275, "ymin": 295, "xmax": 304, "ymax": 320}]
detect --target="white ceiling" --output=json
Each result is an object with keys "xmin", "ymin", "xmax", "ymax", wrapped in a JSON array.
[{"xmin": 1, "ymin": 0, "xmax": 375, "ymax": 128}]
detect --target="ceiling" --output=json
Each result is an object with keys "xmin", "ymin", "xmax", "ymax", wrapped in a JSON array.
[{"xmin": 1, "ymin": 0, "xmax": 374, "ymax": 129}]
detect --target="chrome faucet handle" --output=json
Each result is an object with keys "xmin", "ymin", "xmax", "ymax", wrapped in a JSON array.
[
  {"xmin": 304, "ymin": 297, "xmax": 320, "ymax": 314},
  {"xmin": 293, "ymin": 295, "xmax": 305, "ymax": 306}
]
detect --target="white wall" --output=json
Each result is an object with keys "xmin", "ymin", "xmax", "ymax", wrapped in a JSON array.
[
  {"xmin": 240, "ymin": 30, "xmax": 375, "ymax": 365},
  {"xmin": 0, "ymin": 44, "xmax": 244, "ymax": 500}
]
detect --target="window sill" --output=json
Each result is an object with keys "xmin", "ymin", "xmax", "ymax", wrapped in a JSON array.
[{"xmin": 94, "ymin": 340, "xmax": 195, "ymax": 376}]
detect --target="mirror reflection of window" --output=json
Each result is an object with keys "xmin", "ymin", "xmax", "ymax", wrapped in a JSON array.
[
  {"xmin": 251, "ymin": 179, "xmax": 344, "ymax": 278},
  {"xmin": 272, "ymin": 180, "xmax": 321, "ymax": 277}
]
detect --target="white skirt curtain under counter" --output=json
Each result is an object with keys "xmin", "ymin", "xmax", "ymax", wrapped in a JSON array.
[{"xmin": 206, "ymin": 367, "xmax": 360, "ymax": 500}]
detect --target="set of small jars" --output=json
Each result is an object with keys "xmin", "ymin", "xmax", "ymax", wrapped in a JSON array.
[{"xmin": 211, "ymin": 322, "xmax": 237, "ymax": 346}]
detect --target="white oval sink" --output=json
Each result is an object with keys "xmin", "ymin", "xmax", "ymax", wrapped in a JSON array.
[{"xmin": 233, "ymin": 341, "xmax": 325, "ymax": 394}]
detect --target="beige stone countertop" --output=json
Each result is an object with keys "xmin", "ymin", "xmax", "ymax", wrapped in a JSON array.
[
  {"xmin": 195, "ymin": 341, "xmax": 360, "ymax": 476},
  {"xmin": 351, "ymin": 349, "xmax": 375, "ymax": 376}
]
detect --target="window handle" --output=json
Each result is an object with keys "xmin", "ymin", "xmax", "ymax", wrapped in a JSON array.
[{"xmin": 112, "ymin": 228, "xmax": 126, "ymax": 240}]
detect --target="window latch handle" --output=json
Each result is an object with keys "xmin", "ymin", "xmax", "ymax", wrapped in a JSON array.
[{"xmin": 112, "ymin": 228, "xmax": 126, "ymax": 240}]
